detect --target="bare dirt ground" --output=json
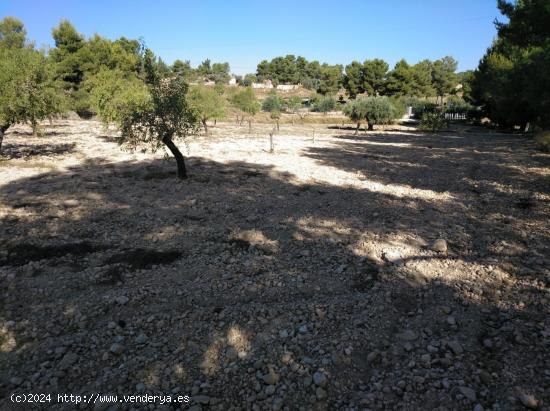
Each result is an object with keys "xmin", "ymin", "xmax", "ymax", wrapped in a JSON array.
[{"xmin": 1, "ymin": 119, "xmax": 549, "ymax": 411}]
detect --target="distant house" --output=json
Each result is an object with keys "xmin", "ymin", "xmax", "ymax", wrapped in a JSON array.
[
  {"xmin": 276, "ymin": 84, "xmax": 300, "ymax": 92},
  {"xmin": 228, "ymin": 77, "xmax": 237, "ymax": 86},
  {"xmin": 252, "ymin": 80, "xmax": 273, "ymax": 89},
  {"xmin": 203, "ymin": 80, "xmax": 215, "ymax": 86}
]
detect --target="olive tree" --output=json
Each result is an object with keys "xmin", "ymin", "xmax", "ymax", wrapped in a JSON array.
[
  {"xmin": 362, "ymin": 96, "xmax": 396, "ymax": 130},
  {"xmin": 286, "ymin": 95, "xmax": 302, "ymax": 123},
  {"xmin": 314, "ymin": 95, "xmax": 336, "ymax": 114},
  {"xmin": 0, "ymin": 22, "xmax": 66, "ymax": 149},
  {"xmin": 230, "ymin": 87, "xmax": 260, "ymax": 133},
  {"xmin": 343, "ymin": 99, "xmax": 368, "ymax": 134},
  {"xmin": 344, "ymin": 97, "xmax": 396, "ymax": 132},
  {"xmin": 262, "ymin": 92, "xmax": 285, "ymax": 130},
  {"xmin": 91, "ymin": 55, "xmax": 199, "ymax": 179},
  {"xmin": 187, "ymin": 84, "xmax": 226, "ymax": 134}
]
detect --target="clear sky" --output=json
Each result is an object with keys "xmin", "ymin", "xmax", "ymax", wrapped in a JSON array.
[{"xmin": 1, "ymin": 0, "xmax": 503, "ymax": 74}]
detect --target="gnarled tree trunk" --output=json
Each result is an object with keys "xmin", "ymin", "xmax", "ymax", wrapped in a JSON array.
[
  {"xmin": 202, "ymin": 119, "xmax": 208, "ymax": 134},
  {"xmin": 0, "ymin": 124, "xmax": 9, "ymax": 152},
  {"xmin": 162, "ymin": 135, "xmax": 187, "ymax": 179},
  {"xmin": 355, "ymin": 122, "xmax": 360, "ymax": 135}
]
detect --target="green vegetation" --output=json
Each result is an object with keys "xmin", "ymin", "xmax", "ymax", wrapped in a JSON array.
[
  {"xmin": 343, "ymin": 99, "xmax": 368, "ymax": 134},
  {"xmin": 256, "ymin": 55, "xmax": 342, "ymax": 95},
  {"xmin": 472, "ymin": 0, "xmax": 550, "ymax": 129},
  {"xmin": 230, "ymin": 87, "xmax": 260, "ymax": 133},
  {"xmin": 0, "ymin": 17, "xmax": 66, "ymax": 148},
  {"xmin": 187, "ymin": 85, "xmax": 226, "ymax": 133},
  {"xmin": 420, "ymin": 111, "xmax": 448, "ymax": 132},
  {"xmin": 343, "ymin": 97, "xmax": 397, "ymax": 132},
  {"xmin": 92, "ymin": 51, "xmax": 199, "ymax": 179},
  {"xmin": 261, "ymin": 92, "xmax": 285, "ymax": 113},
  {"xmin": 314, "ymin": 96, "xmax": 337, "ymax": 114}
]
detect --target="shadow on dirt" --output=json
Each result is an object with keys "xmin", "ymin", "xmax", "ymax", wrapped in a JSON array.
[{"xmin": 0, "ymin": 129, "xmax": 548, "ymax": 409}]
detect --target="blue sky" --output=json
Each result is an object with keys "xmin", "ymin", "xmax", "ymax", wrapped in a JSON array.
[{"xmin": 1, "ymin": 0, "xmax": 503, "ymax": 74}]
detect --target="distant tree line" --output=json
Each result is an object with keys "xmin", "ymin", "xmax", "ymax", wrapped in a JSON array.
[{"xmin": 252, "ymin": 54, "xmax": 466, "ymax": 100}]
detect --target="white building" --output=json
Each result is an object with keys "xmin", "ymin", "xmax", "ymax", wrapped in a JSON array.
[{"xmin": 252, "ymin": 80, "xmax": 273, "ymax": 89}]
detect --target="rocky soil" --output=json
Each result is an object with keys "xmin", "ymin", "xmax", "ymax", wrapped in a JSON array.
[{"xmin": 0, "ymin": 119, "xmax": 549, "ymax": 410}]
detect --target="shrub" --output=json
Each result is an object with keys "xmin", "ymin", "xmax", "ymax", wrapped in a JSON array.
[
  {"xmin": 361, "ymin": 96, "xmax": 396, "ymax": 130},
  {"xmin": 388, "ymin": 96, "xmax": 407, "ymax": 119},
  {"xmin": 420, "ymin": 111, "xmax": 448, "ymax": 132},
  {"xmin": 343, "ymin": 96, "xmax": 397, "ymax": 132},
  {"xmin": 187, "ymin": 84, "xmax": 226, "ymax": 133},
  {"xmin": 534, "ymin": 131, "xmax": 550, "ymax": 152},
  {"xmin": 343, "ymin": 99, "xmax": 367, "ymax": 134},
  {"xmin": 314, "ymin": 96, "xmax": 336, "ymax": 114},
  {"xmin": 262, "ymin": 92, "xmax": 285, "ymax": 113},
  {"xmin": 445, "ymin": 96, "xmax": 475, "ymax": 115}
]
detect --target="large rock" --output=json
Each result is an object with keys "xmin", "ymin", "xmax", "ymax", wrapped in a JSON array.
[{"xmin": 430, "ymin": 239, "xmax": 448, "ymax": 253}]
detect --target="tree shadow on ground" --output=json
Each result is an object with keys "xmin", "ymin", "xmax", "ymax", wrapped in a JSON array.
[
  {"xmin": 0, "ymin": 142, "xmax": 76, "ymax": 160},
  {"xmin": 0, "ymin": 136, "xmax": 549, "ymax": 409}
]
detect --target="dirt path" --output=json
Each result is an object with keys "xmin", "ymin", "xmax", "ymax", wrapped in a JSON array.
[{"xmin": 1, "ymin": 120, "xmax": 549, "ymax": 410}]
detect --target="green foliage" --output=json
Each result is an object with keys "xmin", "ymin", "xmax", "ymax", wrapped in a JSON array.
[
  {"xmin": 472, "ymin": 0, "xmax": 550, "ymax": 128},
  {"xmin": 286, "ymin": 96, "xmax": 302, "ymax": 113},
  {"xmin": 318, "ymin": 64, "xmax": 342, "ymax": 95},
  {"xmin": 230, "ymin": 87, "xmax": 260, "ymax": 117},
  {"xmin": 86, "ymin": 68, "xmax": 148, "ymax": 125},
  {"xmin": 343, "ymin": 96, "xmax": 396, "ymax": 130},
  {"xmin": 48, "ymin": 20, "xmax": 143, "ymax": 114},
  {"xmin": 534, "ymin": 130, "xmax": 550, "ymax": 152},
  {"xmin": 196, "ymin": 59, "xmax": 231, "ymax": 84},
  {"xmin": 411, "ymin": 60, "xmax": 435, "ymax": 97},
  {"xmin": 261, "ymin": 92, "xmax": 285, "ymax": 113},
  {"xmin": 361, "ymin": 96, "xmax": 397, "ymax": 128},
  {"xmin": 0, "ymin": 16, "xmax": 27, "ymax": 49},
  {"xmin": 171, "ymin": 59, "xmax": 193, "ymax": 80},
  {"xmin": 343, "ymin": 99, "xmax": 368, "ymax": 132},
  {"xmin": 362, "ymin": 59, "xmax": 389, "ymax": 96},
  {"xmin": 187, "ymin": 85, "xmax": 226, "ymax": 132},
  {"xmin": 255, "ymin": 55, "xmax": 342, "ymax": 94},
  {"xmin": 400, "ymin": 97, "xmax": 437, "ymax": 119},
  {"xmin": 444, "ymin": 96, "xmax": 475, "ymax": 115},
  {"xmin": 270, "ymin": 109, "xmax": 281, "ymax": 128},
  {"xmin": 432, "ymin": 56, "xmax": 458, "ymax": 98},
  {"xmin": 343, "ymin": 61, "xmax": 363, "ymax": 98},
  {"xmin": 96, "ymin": 54, "xmax": 199, "ymax": 178},
  {"xmin": 388, "ymin": 96, "xmax": 407, "ymax": 119},
  {"xmin": 344, "ymin": 59, "xmax": 389, "ymax": 98},
  {"xmin": 420, "ymin": 111, "xmax": 448, "ymax": 132},
  {"xmin": 384, "ymin": 59, "xmax": 413, "ymax": 96},
  {"xmin": 0, "ymin": 44, "xmax": 66, "ymax": 137},
  {"xmin": 241, "ymin": 73, "xmax": 256, "ymax": 86},
  {"xmin": 314, "ymin": 96, "xmax": 337, "ymax": 113}
]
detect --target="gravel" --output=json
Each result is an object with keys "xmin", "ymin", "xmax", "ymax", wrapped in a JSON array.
[{"xmin": 0, "ymin": 120, "xmax": 549, "ymax": 410}]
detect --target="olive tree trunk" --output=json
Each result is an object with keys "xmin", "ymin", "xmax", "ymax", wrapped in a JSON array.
[
  {"xmin": 355, "ymin": 122, "xmax": 360, "ymax": 135},
  {"xmin": 202, "ymin": 119, "xmax": 208, "ymax": 134},
  {"xmin": 162, "ymin": 135, "xmax": 187, "ymax": 179},
  {"xmin": 0, "ymin": 124, "xmax": 9, "ymax": 152},
  {"xmin": 368, "ymin": 123, "xmax": 374, "ymax": 131}
]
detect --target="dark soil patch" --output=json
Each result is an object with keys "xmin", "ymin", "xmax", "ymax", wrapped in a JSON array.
[
  {"xmin": 227, "ymin": 238, "xmax": 251, "ymax": 250},
  {"xmin": 142, "ymin": 171, "xmax": 174, "ymax": 180},
  {"xmin": 1, "ymin": 242, "xmax": 101, "ymax": 267},
  {"xmin": 352, "ymin": 263, "xmax": 380, "ymax": 292},
  {"xmin": 103, "ymin": 248, "xmax": 182, "ymax": 270}
]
